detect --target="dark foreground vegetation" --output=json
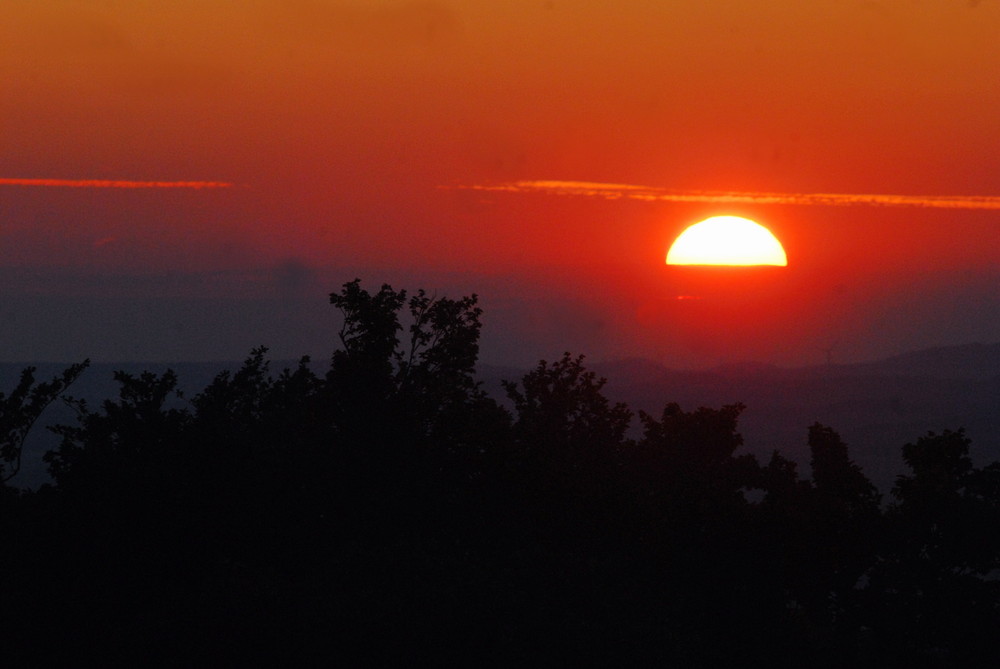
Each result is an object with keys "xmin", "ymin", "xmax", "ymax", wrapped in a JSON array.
[{"xmin": 3, "ymin": 280, "xmax": 999, "ymax": 666}]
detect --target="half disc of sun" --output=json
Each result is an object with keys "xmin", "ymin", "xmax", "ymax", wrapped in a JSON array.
[{"xmin": 667, "ymin": 216, "xmax": 787, "ymax": 266}]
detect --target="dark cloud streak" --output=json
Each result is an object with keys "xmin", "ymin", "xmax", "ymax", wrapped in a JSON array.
[{"xmin": 0, "ymin": 178, "xmax": 233, "ymax": 189}]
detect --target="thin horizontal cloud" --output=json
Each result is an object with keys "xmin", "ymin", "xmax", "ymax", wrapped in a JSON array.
[
  {"xmin": 0, "ymin": 178, "xmax": 232, "ymax": 189},
  {"xmin": 459, "ymin": 180, "xmax": 1000, "ymax": 210}
]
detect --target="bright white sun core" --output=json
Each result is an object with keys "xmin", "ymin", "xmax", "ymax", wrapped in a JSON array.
[{"xmin": 666, "ymin": 216, "xmax": 788, "ymax": 266}]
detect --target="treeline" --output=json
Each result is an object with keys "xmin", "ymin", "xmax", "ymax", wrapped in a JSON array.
[{"xmin": 2, "ymin": 280, "xmax": 999, "ymax": 666}]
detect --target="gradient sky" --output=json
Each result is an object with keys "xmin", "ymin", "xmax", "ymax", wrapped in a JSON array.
[{"xmin": 1, "ymin": 1, "xmax": 998, "ymax": 368}]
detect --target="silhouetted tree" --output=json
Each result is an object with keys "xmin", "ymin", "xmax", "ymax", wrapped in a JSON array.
[
  {"xmin": 46, "ymin": 368, "xmax": 189, "ymax": 494},
  {"xmin": 0, "ymin": 361, "xmax": 88, "ymax": 484},
  {"xmin": 327, "ymin": 280, "xmax": 405, "ymax": 439},
  {"xmin": 889, "ymin": 429, "xmax": 998, "ymax": 578},
  {"xmin": 627, "ymin": 402, "xmax": 793, "ymax": 661},
  {"xmin": 0, "ymin": 361, "xmax": 88, "ymax": 664},
  {"xmin": 759, "ymin": 449, "xmax": 806, "ymax": 506},
  {"xmin": 500, "ymin": 352, "xmax": 631, "ymax": 526},
  {"xmin": 504, "ymin": 353, "xmax": 631, "ymax": 454},
  {"xmin": 190, "ymin": 347, "xmax": 324, "ymax": 477},
  {"xmin": 770, "ymin": 425, "xmax": 882, "ymax": 658},
  {"xmin": 327, "ymin": 279, "xmax": 505, "ymax": 451},
  {"xmin": 639, "ymin": 401, "xmax": 748, "ymax": 465},
  {"xmin": 863, "ymin": 429, "xmax": 1000, "ymax": 665},
  {"xmin": 632, "ymin": 401, "xmax": 758, "ymax": 518}
]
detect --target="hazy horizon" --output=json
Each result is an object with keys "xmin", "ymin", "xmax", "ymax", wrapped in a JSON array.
[{"xmin": 1, "ymin": 263, "xmax": 996, "ymax": 370}]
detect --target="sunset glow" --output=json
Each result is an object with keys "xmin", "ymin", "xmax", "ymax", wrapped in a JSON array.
[
  {"xmin": 667, "ymin": 216, "xmax": 788, "ymax": 267},
  {"xmin": 0, "ymin": 1, "xmax": 997, "ymax": 367}
]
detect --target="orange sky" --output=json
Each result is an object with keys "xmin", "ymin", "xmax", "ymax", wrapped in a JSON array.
[{"xmin": 1, "ymin": 1, "xmax": 998, "ymax": 366}]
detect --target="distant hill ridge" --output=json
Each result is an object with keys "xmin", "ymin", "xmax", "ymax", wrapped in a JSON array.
[
  {"xmin": 5, "ymin": 340, "xmax": 999, "ymax": 384},
  {"xmin": 588, "ymin": 341, "xmax": 1000, "ymax": 382},
  {"xmin": 825, "ymin": 341, "xmax": 1000, "ymax": 380}
]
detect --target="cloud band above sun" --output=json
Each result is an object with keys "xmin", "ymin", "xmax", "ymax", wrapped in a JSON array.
[
  {"xmin": 458, "ymin": 180, "xmax": 1000, "ymax": 210},
  {"xmin": 0, "ymin": 178, "xmax": 233, "ymax": 189}
]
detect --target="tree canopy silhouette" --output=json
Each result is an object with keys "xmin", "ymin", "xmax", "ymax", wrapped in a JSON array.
[
  {"xmin": 1, "ymin": 361, "xmax": 87, "ymax": 484},
  {"xmin": 1, "ymin": 279, "xmax": 999, "ymax": 666}
]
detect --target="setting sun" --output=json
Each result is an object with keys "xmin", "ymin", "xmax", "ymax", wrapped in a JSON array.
[{"xmin": 666, "ymin": 216, "xmax": 788, "ymax": 266}]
